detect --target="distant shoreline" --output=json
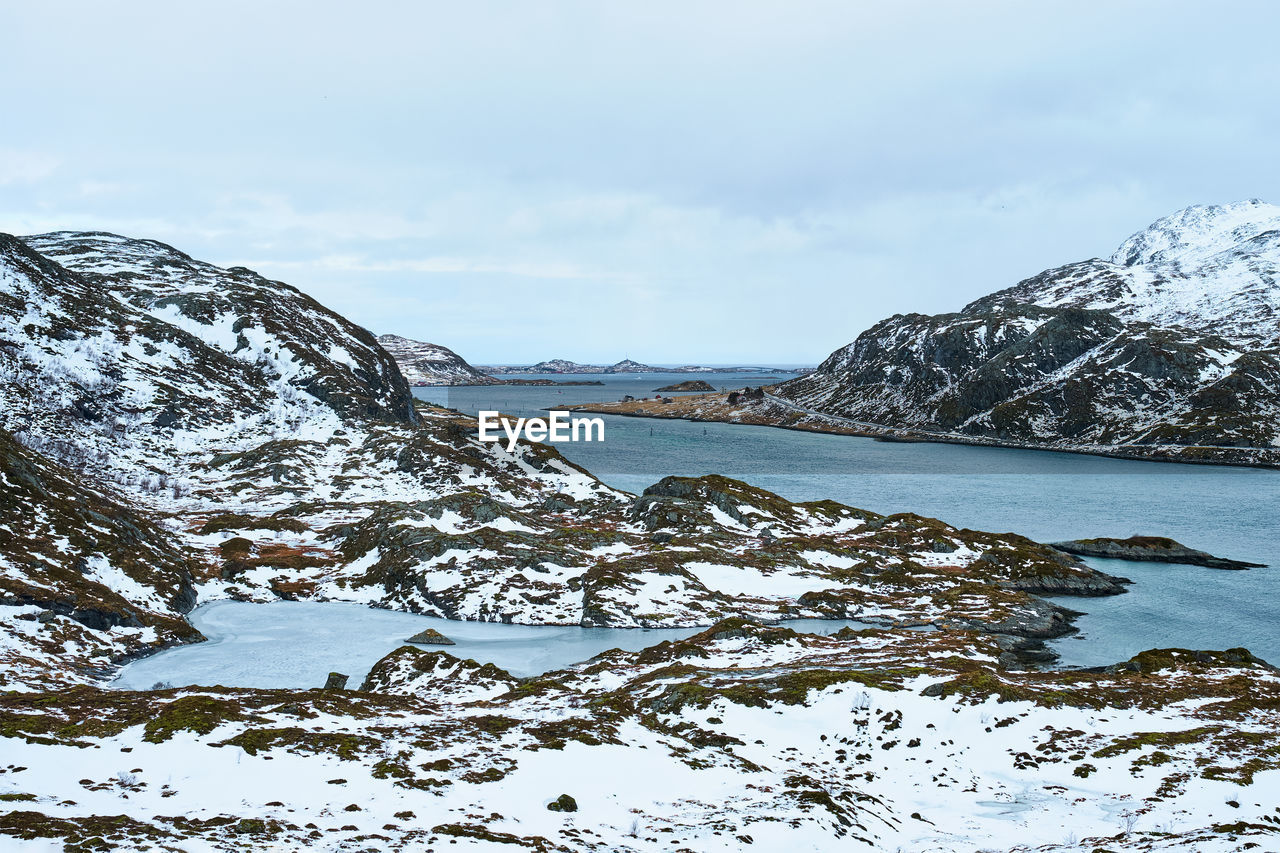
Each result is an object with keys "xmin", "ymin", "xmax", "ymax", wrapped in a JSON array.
[
  {"xmin": 569, "ymin": 393, "xmax": 1280, "ymax": 471},
  {"xmin": 478, "ymin": 365, "xmax": 813, "ymax": 376}
]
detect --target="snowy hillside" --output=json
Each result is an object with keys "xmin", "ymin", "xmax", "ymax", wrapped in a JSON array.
[
  {"xmin": 1, "ymin": 231, "xmax": 415, "ymax": 485},
  {"xmin": 777, "ymin": 201, "xmax": 1280, "ymax": 466},
  {"xmin": 971, "ymin": 199, "xmax": 1280, "ymax": 349},
  {"xmin": 376, "ymin": 333, "xmax": 500, "ymax": 385},
  {"xmin": 3, "ymin": 229, "xmax": 1279, "ymax": 851}
]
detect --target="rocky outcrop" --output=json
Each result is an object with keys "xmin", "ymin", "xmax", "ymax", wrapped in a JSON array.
[
  {"xmin": 774, "ymin": 201, "xmax": 1280, "ymax": 466},
  {"xmin": 546, "ymin": 794, "xmax": 578, "ymax": 812},
  {"xmin": 1050, "ymin": 536, "xmax": 1266, "ymax": 570},
  {"xmin": 360, "ymin": 646, "xmax": 517, "ymax": 701},
  {"xmin": 406, "ymin": 628, "xmax": 456, "ymax": 645}
]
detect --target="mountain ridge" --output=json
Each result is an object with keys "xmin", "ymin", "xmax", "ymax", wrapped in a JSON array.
[{"xmin": 774, "ymin": 200, "xmax": 1280, "ymax": 466}]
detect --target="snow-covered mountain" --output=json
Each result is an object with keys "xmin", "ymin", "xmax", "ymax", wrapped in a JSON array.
[
  {"xmin": 776, "ymin": 201, "xmax": 1280, "ymax": 466},
  {"xmin": 2, "ymin": 228, "xmax": 1121, "ymax": 684},
  {"xmin": 376, "ymin": 333, "xmax": 500, "ymax": 385},
  {"xmin": 4, "ymin": 228, "xmax": 1279, "ymax": 851},
  {"xmin": 971, "ymin": 199, "xmax": 1280, "ymax": 348},
  {"xmin": 2, "ymin": 231, "xmax": 415, "ymax": 474}
]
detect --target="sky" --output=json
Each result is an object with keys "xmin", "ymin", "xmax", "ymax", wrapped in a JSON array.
[{"xmin": 3, "ymin": 1, "xmax": 1279, "ymax": 364}]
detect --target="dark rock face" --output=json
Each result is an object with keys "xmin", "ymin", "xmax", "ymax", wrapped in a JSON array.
[
  {"xmin": 1094, "ymin": 646, "xmax": 1278, "ymax": 675},
  {"xmin": 1051, "ymin": 536, "xmax": 1266, "ymax": 570},
  {"xmin": 945, "ymin": 597, "xmax": 1080, "ymax": 640},
  {"xmin": 993, "ymin": 634, "xmax": 1060, "ymax": 669},
  {"xmin": 0, "ymin": 428, "xmax": 203, "ymax": 643},
  {"xmin": 998, "ymin": 566, "xmax": 1132, "ymax": 596},
  {"xmin": 773, "ymin": 202, "xmax": 1280, "ymax": 465},
  {"xmin": 324, "ymin": 672, "xmax": 349, "ymax": 690}
]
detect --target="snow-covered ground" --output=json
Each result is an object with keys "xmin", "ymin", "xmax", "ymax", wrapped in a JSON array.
[{"xmin": 2, "ymin": 228, "xmax": 1277, "ymax": 851}]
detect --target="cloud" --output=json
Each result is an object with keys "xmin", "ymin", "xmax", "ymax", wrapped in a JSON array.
[
  {"xmin": 0, "ymin": 150, "xmax": 58, "ymax": 186},
  {"xmin": 2, "ymin": 2, "xmax": 1278, "ymax": 362},
  {"xmin": 246, "ymin": 254, "xmax": 607, "ymax": 281}
]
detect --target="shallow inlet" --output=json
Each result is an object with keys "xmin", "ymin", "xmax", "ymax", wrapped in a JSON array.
[{"xmin": 112, "ymin": 600, "xmax": 875, "ymax": 691}]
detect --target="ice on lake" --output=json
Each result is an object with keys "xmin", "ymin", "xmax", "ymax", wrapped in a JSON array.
[{"xmin": 113, "ymin": 599, "xmax": 872, "ymax": 690}]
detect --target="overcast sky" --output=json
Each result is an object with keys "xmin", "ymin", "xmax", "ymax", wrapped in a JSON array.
[{"xmin": 4, "ymin": 2, "xmax": 1279, "ymax": 363}]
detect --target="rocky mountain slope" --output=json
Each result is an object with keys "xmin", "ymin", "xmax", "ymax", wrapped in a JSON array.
[
  {"xmin": 776, "ymin": 201, "xmax": 1280, "ymax": 466},
  {"xmin": 2, "ymin": 232, "xmax": 415, "ymax": 479},
  {"xmin": 0, "ymin": 428, "xmax": 202, "ymax": 691},
  {"xmin": 2, "ymin": 229, "xmax": 1277, "ymax": 851},
  {"xmin": 376, "ymin": 333, "xmax": 500, "ymax": 385}
]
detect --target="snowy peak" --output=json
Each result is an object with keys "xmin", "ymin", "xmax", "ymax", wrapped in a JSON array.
[
  {"xmin": 778, "ymin": 200, "xmax": 1280, "ymax": 466},
  {"xmin": 609, "ymin": 358, "xmax": 657, "ymax": 372},
  {"xmin": 967, "ymin": 200, "xmax": 1280, "ymax": 350},
  {"xmin": 1110, "ymin": 199, "xmax": 1280, "ymax": 267},
  {"xmin": 23, "ymin": 230, "xmax": 205, "ymax": 280}
]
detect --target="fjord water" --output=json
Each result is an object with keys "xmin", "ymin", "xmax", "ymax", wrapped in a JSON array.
[{"xmin": 421, "ymin": 374, "xmax": 1280, "ymax": 667}]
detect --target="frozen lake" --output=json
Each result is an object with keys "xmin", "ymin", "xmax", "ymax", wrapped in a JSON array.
[{"xmin": 112, "ymin": 599, "xmax": 872, "ymax": 690}]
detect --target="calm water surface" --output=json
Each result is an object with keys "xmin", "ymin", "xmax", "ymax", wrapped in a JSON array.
[{"xmin": 420, "ymin": 374, "xmax": 1280, "ymax": 667}]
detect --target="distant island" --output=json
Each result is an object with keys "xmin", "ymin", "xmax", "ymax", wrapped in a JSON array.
[
  {"xmin": 654, "ymin": 380, "xmax": 717, "ymax": 392},
  {"xmin": 479, "ymin": 358, "xmax": 799, "ymax": 375},
  {"xmin": 378, "ymin": 340, "xmax": 803, "ymax": 386}
]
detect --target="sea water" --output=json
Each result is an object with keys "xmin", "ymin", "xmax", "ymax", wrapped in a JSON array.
[{"xmin": 421, "ymin": 375, "xmax": 1280, "ymax": 667}]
